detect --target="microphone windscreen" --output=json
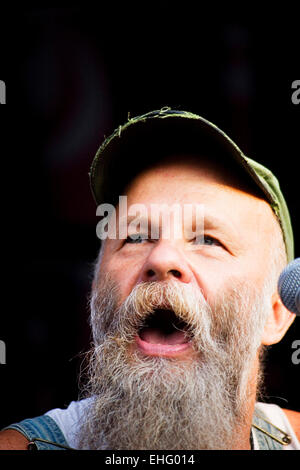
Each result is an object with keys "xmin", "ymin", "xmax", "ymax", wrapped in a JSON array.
[{"xmin": 278, "ymin": 258, "xmax": 300, "ymax": 315}]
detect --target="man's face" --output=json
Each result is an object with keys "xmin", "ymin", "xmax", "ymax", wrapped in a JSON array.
[
  {"xmin": 98, "ymin": 158, "xmax": 277, "ymax": 359},
  {"xmin": 78, "ymin": 157, "xmax": 279, "ymax": 450}
]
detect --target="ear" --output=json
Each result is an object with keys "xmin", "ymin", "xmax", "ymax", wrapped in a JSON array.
[{"xmin": 261, "ymin": 292, "xmax": 296, "ymax": 345}]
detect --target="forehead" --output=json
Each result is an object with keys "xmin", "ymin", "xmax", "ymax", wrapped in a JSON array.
[
  {"xmin": 125, "ymin": 152, "xmax": 264, "ymax": 197},
  {"xmin": 125, "ymin": 155, "xmax": 264, "ymax": 204},
  {"xmin": 122, "ymin": 156, "xmax": 278, "ymax": 244}
]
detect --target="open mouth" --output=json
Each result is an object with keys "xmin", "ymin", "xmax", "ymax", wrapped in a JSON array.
[{"xmin": 136, "ymin": 309, "xmax": 192, "ymax": 357}]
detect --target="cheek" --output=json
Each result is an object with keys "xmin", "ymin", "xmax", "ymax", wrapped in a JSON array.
[
  {"xmin": 236, "ymin": 250, "xmax": 272, "ymax": 290},
  {"xmin": 100, "ymin": 254, "xmax": 143, "ymax": 299},
  {"xmin": 187, "ymin": 254, "xmax": 237, "ymax": 297},
  {"xmin": 189, "ymin": 255, "xmax": 268, "ymax": 305}
]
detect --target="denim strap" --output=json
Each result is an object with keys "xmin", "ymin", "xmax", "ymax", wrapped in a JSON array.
[{"xmin": 3, "ymin": 415, "xmax": 71, "ymax": 450}]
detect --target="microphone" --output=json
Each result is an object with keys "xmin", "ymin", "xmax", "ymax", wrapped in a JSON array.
[{"xmin": 278, "ymin": 258, "xmax": 300, "ymax": 315}]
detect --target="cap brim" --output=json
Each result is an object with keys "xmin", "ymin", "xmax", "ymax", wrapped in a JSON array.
[{"xmin": 90, "ymin": 109, "xmax": 273, "ymax": 208}]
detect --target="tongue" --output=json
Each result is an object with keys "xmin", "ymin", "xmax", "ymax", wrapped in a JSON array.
[{"xmin": 139, "ymin": 327, "xmax": 188, "ymax": 345}]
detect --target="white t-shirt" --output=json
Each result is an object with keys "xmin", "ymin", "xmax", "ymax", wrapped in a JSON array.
[{"xmin": 46, "ymin": 399, "xmax": 300, "ymax": 450}]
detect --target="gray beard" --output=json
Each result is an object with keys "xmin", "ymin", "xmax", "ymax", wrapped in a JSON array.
[{"xmin": 76, "ymin": 276, "xmax": 271, "ymax": 450}]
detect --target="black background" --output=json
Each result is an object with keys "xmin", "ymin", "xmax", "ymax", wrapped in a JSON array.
[{"xmin": 0, "ymin": 6, "xmax": 299, "ymax": 429}]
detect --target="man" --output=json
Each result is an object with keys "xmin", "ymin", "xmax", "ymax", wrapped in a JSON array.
[{"xmin": 1, "ymin": 108, "xmax": 299, "ymax": 450}]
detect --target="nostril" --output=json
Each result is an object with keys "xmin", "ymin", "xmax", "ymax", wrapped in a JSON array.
[
  {"xmin": 147, "ymin": 269, "xmax": 156, "ymax": 277},
  {"xmin": 169, "ymin": 269, "xmax": 181, "ymax": 278}
]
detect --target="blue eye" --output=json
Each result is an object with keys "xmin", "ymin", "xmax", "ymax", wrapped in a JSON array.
[
  {"xmin": 193, "ymin": 235, "xmax": 222, "ymax": 247},
  {"xmin": 125, "ymin": 234, "xmax": 148, "ymax": 244},
  {"xmin": 204, "ymin": 236, "xmax": 221, "ymax": 246}
]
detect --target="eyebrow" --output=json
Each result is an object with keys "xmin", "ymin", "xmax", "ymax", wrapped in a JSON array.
[
  {"xmin": 118, "ymin": 212, "xmax": 236, "ymax": 238},
  {"xmin": 202, "ymin": 214, "xmax": 231, "ymax": 231}
]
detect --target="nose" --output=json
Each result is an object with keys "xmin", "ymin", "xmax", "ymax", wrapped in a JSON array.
[{"xmin": 138, "ymin": 241, "xmax": 192, "ymax": 284}]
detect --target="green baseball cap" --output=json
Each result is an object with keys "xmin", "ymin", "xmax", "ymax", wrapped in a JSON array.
[{"xmin": 89, "ymin": 107, "xmax": 294, "ymax": 262}]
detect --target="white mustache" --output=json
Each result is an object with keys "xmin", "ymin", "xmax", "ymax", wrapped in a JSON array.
[{"xmin": 91, "ymin": 279, "xmax": 212, "ymax": 340}]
